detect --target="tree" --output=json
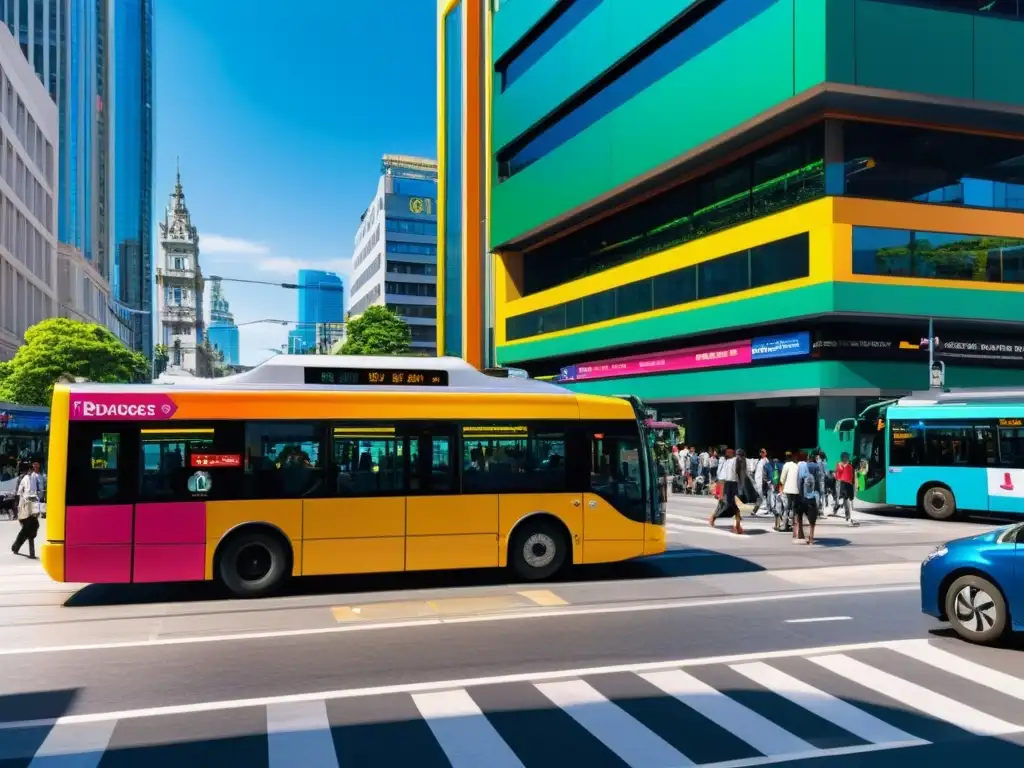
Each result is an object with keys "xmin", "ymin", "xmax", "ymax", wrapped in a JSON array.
[
  {"xmin": 0, "ymin": 318, "xmax": 150, "ymax": 406},
  {"xmin": 338, "ymin": 306, "xmax": 412, "ymax": 356},
  {"xmin": 153, "ymin": 344, "xmax": 169, "ymax": 377}
]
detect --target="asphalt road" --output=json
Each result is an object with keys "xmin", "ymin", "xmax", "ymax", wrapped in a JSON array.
[
  {"xmin": 2, "ymin": 587, "xmax": 1024, "ymax": 766},
  {"xmin": 0, "ymin": 498, "xmax": 1019, "ymax": 766}
]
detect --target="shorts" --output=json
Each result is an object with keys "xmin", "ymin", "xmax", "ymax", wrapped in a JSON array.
[{"xmin": 802, "ymin": 498, "xmax": 819, "ymax": 524}]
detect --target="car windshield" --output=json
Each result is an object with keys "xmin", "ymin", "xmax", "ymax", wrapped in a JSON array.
[{"xmin": 997, "ymin": 523, "xmax": 1024, "ymax": 543}]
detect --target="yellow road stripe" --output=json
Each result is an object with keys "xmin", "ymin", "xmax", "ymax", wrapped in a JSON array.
[
  {"xmin": 517, "ymin": 589, "xmax": 568, "ymax": 606},
  {"xmin": 331, "ymin": 591, "xmax": 570, "ymax": 623}
]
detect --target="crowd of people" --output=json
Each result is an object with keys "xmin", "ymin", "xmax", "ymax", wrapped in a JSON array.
[{"xmin": 672, "ymin": 445, "xmax": 864, "ymax": 544}]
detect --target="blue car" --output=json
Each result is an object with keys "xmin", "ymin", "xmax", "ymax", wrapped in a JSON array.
[{"xmin": 920, "ymin": 522, "xmax": 1024, "ymax": 644}]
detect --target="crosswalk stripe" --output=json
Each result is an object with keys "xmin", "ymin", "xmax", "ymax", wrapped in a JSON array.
[
  {"xmin": 891, "ymin": 641, "xmax": 1024, "ymax": 701},
  {"xmin": 28, "ymin": 719, "xmax": 117, "ymax": 767},
  {"xmin": 266, "ymin": 700, "xmax": 338, "ymax": 768},
  {"xmin": 535, "ymin": 679, "xmax": 695, "ymax": 767},
  {"xmin": 729, "ymin": 661, "xmax": 926, "ymax": 746},
  {"xmin": 640, "ymin": 668, "xmax": 817, "ymax": 757},
  {"xmin": 411, "ymin": 689, "xmax": 524, "ymax": 768},
  {"xmin": 810, "ymin": 653, "xmax": 1022, "ymax": 737}
]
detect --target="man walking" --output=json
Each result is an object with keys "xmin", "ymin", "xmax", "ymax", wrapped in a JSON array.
[{"xmin": 11, "ymin": 461, "xmax": 42, "ymax": 559}]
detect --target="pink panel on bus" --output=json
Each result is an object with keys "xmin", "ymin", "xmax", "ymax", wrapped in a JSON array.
[
  {"xmin": 65, "ymin": 545, "xmax": 132, "ymax": 583},
  {"xmin": 132, "ymin": 544, "xmax": 206, "ymax": 583},
  {"xmin": 66, "ymin": 505, "xmax": 133, "ymax": 545},
  {"xmin": 134, "ymin": 502, "xmax": 206, "ymax": 545}
]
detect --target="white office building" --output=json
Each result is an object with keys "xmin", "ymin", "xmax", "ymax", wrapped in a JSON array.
[
  {"xmin": 0, "ymin": 24, "xmax": 57, "ymax": 361},
  {"xmin": 347, "ymin": 154, "xmax": 437, "ymax": 355}
]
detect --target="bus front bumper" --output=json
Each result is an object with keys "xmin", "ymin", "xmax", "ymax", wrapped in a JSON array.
[{"xmin": 40, "ymin": 541, "xmax": 64, "ymax": 582}]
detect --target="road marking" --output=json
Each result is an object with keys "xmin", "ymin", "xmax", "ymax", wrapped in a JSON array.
[
  {"xmin": 666, "ymin": 523, "xmax": 753, "ymax": 541},
  {"xmin": 27, "ymin": 719, "xmax": 116, "ymax": 767},
  {"xmin": 266, "ymin": 700, "xmax": 338, "ymax": 768},
  {"xmin": 536, "ymin": 679, "xmax": 693, "ymax": 767},
  {"xmin": 1, "ymin": 584, "xmax": 917, "ymax": 657},
  {"xmin": 891, "ymin": 640, "xmax": 1024, "ymax": 701},
  {"xmin": 412, "ymin": 689, "xmax": 524, "ymax": 768},
  {"xmin": 0, "ymin": 638, "xmax": 929, "ymax": 731},
  {"xmin": 810, "ymin": 653, "xmax": 1022, "ymax": 736},
  {"xmin": 784, "ymin": 616, "xmax": 852, "ymax": 624},
  {"xmin": 730, "ymin": 661, "xmax": 926, "ymax": 746},
  {"xmin": 517, "ymin": 589, "xmax": 568, "ymax": 606},
  {"xmin": 640, "ymin": 668, "xmax": 816, "ymax": 757}
]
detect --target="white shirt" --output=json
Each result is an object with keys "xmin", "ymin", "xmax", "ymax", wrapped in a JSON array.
[
  {"xmin": 717, "ymin": 457, "xmax": 738, "ymax": 483},
  {"xmin": 755, "ymin": 457, "xmax": 769, "ymax": 485},
  {"xmin": 780, "ymin": 461, "xmax": 800, "ymax": 494},
  {"xmin": 17, "ymin": 471, "xmax": 42, "ymax": 497}
]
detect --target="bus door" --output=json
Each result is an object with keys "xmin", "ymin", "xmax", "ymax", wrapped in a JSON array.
[
  {"xmin": 991, "ymin": 419, "xmax": 1024, "ymax": 516},
  {"xmin": 582, "ymin": 426, "xmax": 646, "ymax": 564}
]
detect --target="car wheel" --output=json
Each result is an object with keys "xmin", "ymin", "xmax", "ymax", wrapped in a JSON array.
[
  {"xmin": 921, "ymin": 485, "xmax": 957, "ymax": 521},
  {"xmin": 944, "ymin": 575, "xmax": 1007, "ymax": 644},
  {"xmin": 510, "ymin": 519, "xmax": 568, "ymax": 581},
  {"xmin": 217, "ymin": 530, "xmax": 290, "ymax": 598}
]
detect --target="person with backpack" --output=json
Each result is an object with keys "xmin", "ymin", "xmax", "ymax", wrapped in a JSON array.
[{"xmin": 798, "ymin": 452, "xmax": 821, "ymax": 545}]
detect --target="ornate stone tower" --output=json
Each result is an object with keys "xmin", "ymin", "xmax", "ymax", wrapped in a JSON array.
[{"xmin": 155, "ymin": 163, "xmax": 206, "ymax": 375}]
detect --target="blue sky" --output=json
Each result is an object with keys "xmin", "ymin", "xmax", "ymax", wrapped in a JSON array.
[{"xmin": 154, "ymin": 0, "xmax": 437, "ymax": 365}]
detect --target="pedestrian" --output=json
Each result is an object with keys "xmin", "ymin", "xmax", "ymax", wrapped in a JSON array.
[
  {"xmin": 834, "ymin": 452, "xmax": 858, "ymax": 526},
  {"xmin": 11, "ymin": 460, "xmax": 42, "ymax": 559},
  {"xmin": 708, "ymin": 448, "xmax": 744, "ymax": 534},
  {"xmin": 751, "ymin": 448, "xmax": 772, "ymax": 517},
  {"xmin": 798, "ymin": 452, "xmax": 820, "ymax": 545},
  {"xmin": 779, "ymin": 451, "xmax": 801, "ymax": 534}
]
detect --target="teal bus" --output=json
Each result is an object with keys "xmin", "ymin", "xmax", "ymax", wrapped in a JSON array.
[{"xmin": 836, "ymin": 389, "xmax": 1024, "ymax": 520}]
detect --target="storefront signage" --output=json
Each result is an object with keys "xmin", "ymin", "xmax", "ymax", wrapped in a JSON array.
[
  {"xmin": 937, "ymin": 340, "xmax": 1024, "ymax": 366},
  {"xmin": 0, "ymin": 407, "xmax": 48, "ymax": 432},
  {"xmin": 70, "ymin": 393, "xmax": 178, "ymax": 421},
  {"xmin": 751, "ymin": 332, "xmax": 810, "ymax": 361},
  {"xmin": 559, "ymin": 340, "xmax": 751, "ymax": 383}
]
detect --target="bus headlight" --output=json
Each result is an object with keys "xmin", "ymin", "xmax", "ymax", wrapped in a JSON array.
[{"xmin": 925, "ymin": 545, "xmax": 947, "ymax": 562}]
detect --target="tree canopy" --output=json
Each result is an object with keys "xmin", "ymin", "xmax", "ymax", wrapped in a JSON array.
[
  {"xmin": 338, "ymin": 306, "xmax": 413, "ymax": 356},
  {"xmin": 0, "ymin": 318, "xmax": 150, "ymax": 406}
]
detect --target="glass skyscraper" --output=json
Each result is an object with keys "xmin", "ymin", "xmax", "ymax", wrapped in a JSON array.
[
  {"xmin": 112, "ymin": 0, "xmax": 153, "ymax": 357},
  {"xmin": 206, "ymin": 278, "xmax": 239, "ymax": 366},
  {"xmin": 288, "ymin": 270, "xmax": 344, "ymax": 353}
]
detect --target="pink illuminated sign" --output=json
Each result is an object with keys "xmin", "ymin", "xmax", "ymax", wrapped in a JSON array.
[
  {"xmin": 569, "ymin": 340, "xmax": 752, "ymax": 382},
  {"xmin": 70, "ymin": 393, "xmax": 178, "ymax": 421}
]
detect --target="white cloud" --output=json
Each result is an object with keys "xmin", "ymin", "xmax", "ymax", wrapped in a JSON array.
[
  {"xmin": 257, "ymin": 256, "xmax": 351, "ymax": 277},
  {"xmin": 201, "ymin": 234, "xmax": 270, "ymax": 256}
]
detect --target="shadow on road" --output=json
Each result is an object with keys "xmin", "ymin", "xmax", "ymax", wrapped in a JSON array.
[
  {"xmin": 63, "ymin": 547, "xmax": 765, "ymax": 608},
  {"xmin": 927, "ymin": 626, "xmax": 1024, "ymax": 652}
]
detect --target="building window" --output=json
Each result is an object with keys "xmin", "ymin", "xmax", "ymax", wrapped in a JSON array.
[
  {"xmin": 385, "ymin": 281, "xmax": 436, "ymax": 297},
  {"xmin": 496, "ymin": 0, "xmax": 602, "ymax": 92},
  {"xmin": 853, "ymin": 227, "xmax": 1024, "ymax": 284},
  {"xmin": 866, "ymin": 1, "xmax": 1024, "ymax": 19},
  {"xmin": 496, "ymin": 0, "xmax": 779, "ymax": 181},
  {"xmin": 506, "ymin": 233, "xmax": 810, "ymax": 342},
  {"xmin": 442, "ymin": 1, "xmax": 463, "ymax": 356},
  {"xmin": 386, "ymin": 218, "xmax": 437, "ymax": 236},
  {"xmin": 386, "ymin": 260, "xmax": 436, "ymax": 276},
  {"xmin": 837, "ymin": 121, "xmax": 1024, "ymax": 212},
  {"xmin": 521, "ymin": 126, "xmax": 823, "ymax": 296},
  {"xmin": 388, "ymin": 302, "xmax": 437, "ymax": 319}
]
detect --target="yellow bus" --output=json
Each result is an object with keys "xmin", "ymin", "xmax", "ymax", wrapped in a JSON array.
[{"xmin": 40, "ymin": 356, "xmax": 666, "ymax": 597}]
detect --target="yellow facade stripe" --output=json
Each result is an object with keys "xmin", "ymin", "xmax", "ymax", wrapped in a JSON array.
[
  {"xmin": 506, "ymin": 198, "xmax": 836, "ymax": 316},
  {"xmin": 518, "ymin": 589, "xmax": 569, "ymax": 606},
  {"xmin": 500, "ymin": 225, "xmax": 835, "ymax": 347}
]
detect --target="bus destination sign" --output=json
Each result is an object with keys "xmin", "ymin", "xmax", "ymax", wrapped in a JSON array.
[
  {"xmin": 304, "ymin": 368, "xmax": 449, "ymax": 387},
  {"xmin": 999, "ymin": 418, "xmax": 1024, "ymax": 428}
]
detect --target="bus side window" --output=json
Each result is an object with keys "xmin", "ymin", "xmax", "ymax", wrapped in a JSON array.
[
  {"xmin": 588, "ymin": 428, "xmax": 645, "ymax": 521},
  {"xmin": 139, "ymin": 425, "xmax": 217, "ymax": 501},
  {"xmin": 66, "ymin": 424, "xmax": 135, "ymax": 506},
  {"xmin": 459, "ymin": 423, "xmax": 568, "ymax": 494},
  {"xmin": 331, "ymin": 425, "xmax": 405, "ymax": 496},
  {"xmin": 409, "ymin": 427, "xmax": 454, "ymax": 494},
  {"xmin": 998, "ymin": 425, "xmax": 1024, "ymax": 469},
  {"xmin": 244, "ymin": 422, "xmax": 325, "ymax": 498}
]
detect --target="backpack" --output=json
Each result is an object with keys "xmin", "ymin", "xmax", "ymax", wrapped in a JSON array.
[{"xmin": 802, "ymin": 471, "xmax": 816, "ymax": 498}]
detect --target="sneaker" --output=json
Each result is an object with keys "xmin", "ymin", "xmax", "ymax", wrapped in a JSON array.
[{"xmin": 847, "ymin": 518, "xmax": 859, "ymax": 527}]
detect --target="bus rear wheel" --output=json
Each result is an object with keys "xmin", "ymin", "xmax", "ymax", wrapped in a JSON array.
[
  {"xmin": 921, "ymin": 485, "xmax": 957, "ymax": 521},
  {"xmin": 510, "ymin": 519, "xmax": 567, "ymax": 581},
  {"xmin": 217, "ymin": 530, "xmax": 290, "ymax": 598}
]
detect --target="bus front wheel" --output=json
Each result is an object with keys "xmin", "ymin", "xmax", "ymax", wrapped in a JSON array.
[
  {"xmin": 510, "ymin": 519, "xmax": 568, "ymax": 581},
  {"xmin": 217, "ymin": 529, "xmax": 291, "ymax": 598},
  {"xmin": 921, "ymin": 485, "xmax": 957, "ymax": 521}
]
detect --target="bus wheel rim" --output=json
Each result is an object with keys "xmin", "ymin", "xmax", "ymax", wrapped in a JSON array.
[
  {"xmin": 523, "ymin": 533, "xmax": 556, "ymax": 568},
  {"xmin": 237, "ymin": 543, "xmax": 273, "ymax": 582},
  {"xmin": 954, "ymin": 585, "xmax": 996, "ymax": 633}
]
